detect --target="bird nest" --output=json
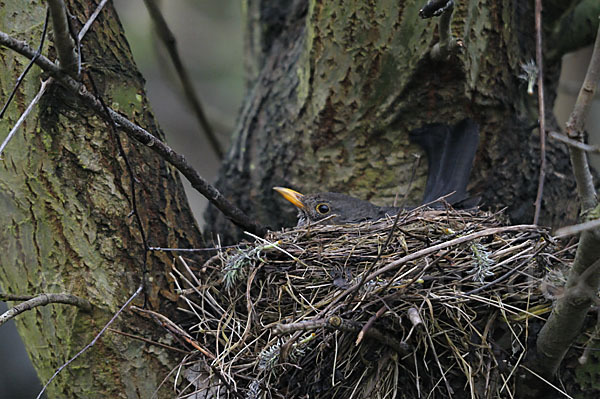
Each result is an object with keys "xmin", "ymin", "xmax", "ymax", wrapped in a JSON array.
[{"xmin": 168, "ymin": 207, "xmax": 573, "ymax": 398}]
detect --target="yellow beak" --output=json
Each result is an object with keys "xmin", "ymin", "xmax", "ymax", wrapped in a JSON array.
[{"xmin": 273, "ymin": 187, "xmax": 305, "ymax": 209}]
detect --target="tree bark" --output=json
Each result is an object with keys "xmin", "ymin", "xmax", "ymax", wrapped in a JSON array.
[
  {"xmin": 2, "ymin": 0, "xmax": 599, "ymax": 398},
  {"xmin": 207, "ymin": 0, "xmax": 582, "ymax": 241},
  {"xmin": 0, "ymin": 1, "xmax": 203, "ymax": 397}
]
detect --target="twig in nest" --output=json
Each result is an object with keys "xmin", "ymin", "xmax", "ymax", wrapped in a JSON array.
[
  {"xmin": 328, "ymin": 316, "xmax": 410, "ymax": 355},
  {"xmin": 165, "ymin": 207, "xmax": 571, "ymax": 398},
  {"xmin": 464, "ymin": 242, "xmax": 548, "ymax": 295},
  {"xmin": 132, "ymin": 306, "xmax": 215, "ymax": 359},
  {"xmin": 108, "ymin": 328, "xmax": 189, "ymax": 354},
  {"xmin": 356, "ymin": 304, "xmax": 388, "ymax": 345},
  {"xmin": 407, "ymin": 307, "xmax": 424, "ymax": 328},
  {"xmin": 273, "ymin": 319, "xmax": 328, "ymax": 336}
]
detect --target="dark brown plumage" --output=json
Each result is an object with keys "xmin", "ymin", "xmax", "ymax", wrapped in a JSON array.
[
  {"xmin": 275, "ymin": 119, "xmax": 479, "ymax": 226},
  {"xmin": 273, "ymin": 188, "xmax": 397, "ymax": 226}
]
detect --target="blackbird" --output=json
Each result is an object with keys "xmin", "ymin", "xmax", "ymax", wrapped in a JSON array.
[{"xmin": 274, "ymin": 119, "xmax": 479, "ymax": 226}]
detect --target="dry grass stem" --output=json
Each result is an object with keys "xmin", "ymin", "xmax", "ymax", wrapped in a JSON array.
[{"xmin": 163, "ymin": 208, "xmax": 574, "ymax": 398}]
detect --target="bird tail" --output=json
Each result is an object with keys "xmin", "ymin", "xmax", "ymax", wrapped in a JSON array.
[{"xmin": 409, "ymin": 118, "xmax": 479, "ymax": 208}]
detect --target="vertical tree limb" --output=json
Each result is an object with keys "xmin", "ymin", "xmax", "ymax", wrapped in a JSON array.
[
  {"xmin": 47, "ymin": 0, "xmax": 78, "ymax": 76},
  {"xmin": 533, "ymin": 0, "xmax": 547, "ymax": 225},
  {"xmin": 532, "ymin": 22, "xmax": 600, "ymax": 380},
  {"xmin": 565, "ymin": 22, "xmax": 600, "ymax": 213}
]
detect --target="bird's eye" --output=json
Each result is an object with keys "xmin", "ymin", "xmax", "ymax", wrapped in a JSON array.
[{"xmin": 316, "ymin": 203, "xmax": 330, "ymax": 214}]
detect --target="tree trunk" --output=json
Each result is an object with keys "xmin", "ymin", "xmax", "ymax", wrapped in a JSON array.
[
  {"xmin": 206, "ymin": 0, "xmax": 580, "ymax": 241},
  {"xmin": 2, "ymin": 0, "xmax": 599, "ymax": 398},
  {"xmin": 0, "ymin": 1, "xmax": 203, "ymax": 397}
]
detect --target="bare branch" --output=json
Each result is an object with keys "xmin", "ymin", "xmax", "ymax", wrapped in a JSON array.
[
  {"xmin": 565, "ymin": 22, "xmax": 600, "ymax": 212},
  {"xmin": 549, "ymin": 131, "xmax": 600, "ymax": 153},
  {"xmin": 320, "ymin": 224, "xmax": 542, "ymax": 315},
  {"xmin": 107, "ymin": 328, "xmax": 189, "ymax": 354},
  {"xmin": 533, "ymin": 0, "xmax": 547, "ymax": 225},
  {"xmin": 0, "ymin": 31, "xmax": 268, "ymax": 236},
  {"xmin": 0, "ymin": 78, "xmax": 53, "ymax": 157},
  {"xmin": 77, "ymin": 0, "xmax": 109, "ymax": 42},
  {"xmin": 328, "ymin": 315, "xmax": 411, "ymax": 355},
  {"xmin": 0, "ymin": 8, "xmax": 49, "ymax": 119},
  {"xmin": 0, "ymin": 292, "xmax": 91, "ymax": 327},
  {"xmin": 0, "ymin": 293, "xmax": 37, "ymax": 301},
  {"xmin": 0, "ymin": 30, "xmax": 64, "ymax": 74},
  {"xmin": 535, "ymin": 257, "xmax": 600, "ymax": 378},
  {"xmin": 132, "ymin": 306, "xmax": 216, "ymax": 359},
  {"xmin": 148, "ymin": 244, "xmax": 240, "ymax": 252},
  {"xmin": 143, "ymin": 0, "xmax": 224, "ymax": 159},
  {"xmin": 36, "ymin": 285, "xmax": 142, "ymax": 399},
  {"xmin": 532, "ymin": 24, "xmax": 600, "ymax": 380},
  {"xmin": 47, "ymin": 0, "xmax": 78, "ymax": 76},
  {"xmin": 554, "ymin": 217, "xmax": 600, "ymax": 238}
]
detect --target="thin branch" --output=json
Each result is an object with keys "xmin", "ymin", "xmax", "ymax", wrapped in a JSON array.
[
  {"xmin": 0, "ymin": 293, "xmax": 91, "ymax": 327},
  {"xmin": 533, "ymin": 0, "xmax": 546, "ymax": 225},
  {"xmin": 143, "ymin": 0, "xmax": 224, "ymax": 159},
  {"xmin": 273, "ymin": 318, "xmax": 328, "ymax": 335},
  {"xmin": 0, "ymin": 31, "xmax": 267, "ymax": 236},
  {"xmin": 395, "ymin": 153, "xmax": 421, "ymax": 208},
  {"xmin": 364, "ymin": 225, "xmax": 541, "ymax": 283},
  {"xmin": 328, "ymin": 316, "xmax": 410, "ymax": 355},
  {"xmin": 47, "ymin": 0, "xmax": 78, "ymax": 76},
  {"xmin": 108, "ymin": 328, "xmax": 190, "ymax": 354},
  {"xmin": 554, "ymin": 218, "xmax": 600, "ymax": 238},
  {"xmin": 519, "ymin": 365, "xmax": 575, "ymax": 399},
  {"xmin": 464, "ymin": 243, "xmax": 548, "ymax": 295},
  {"xmin": 86, "ymin": 70, "xmax": 149, "ymax": 259},
  {"xmin": 76, "ymin": 0, "xmax": 109, "ymax": 75},
  {"xmin": 0, "ymin": 8, "xmax": 49, "ymax": 119},
  {"xmin": 0, "ymin": 30, "xmax": 63, "ymax": 74},
  {"xmin": 36, "ymin": 284, "xmax": 142, "ymax": 399},
  {"xmin": 0, "ymin": 293, "xmax": 37, "ymax": 301},
  {"xmin": 0, "ymin": 78, "xmax": 53, "ymax": 158},
  {"xmin": 532, "ymin": 24, "xmax": 600, "ymax": 380},
  {"xmin": 565, "ymin": 22, "xmax": 600, "ymax": 212},
  {"xmin": 148, "ymin": 244, "xmax": 241, "ymax": 252},
  {"xmin": 132, "ymin": 306, "xmax": 216, "ymax": 359},
  {"xmin": 356, "ymin": 304, "xmax": 387, "ymax": 345},
  {"xmin": 534, "ymin": 257, "xmax": 600, "ymax": 378},
  {"xmin": 321, "ymin": 224, "xmax": 541, "ymax": 315},
  {"xmin": 549, "ymin": 131, "xmax": 600, "ymax": 153},
  {"xmin": 77, "ymin": 0, "xmax": 109, "ymax": 42}
]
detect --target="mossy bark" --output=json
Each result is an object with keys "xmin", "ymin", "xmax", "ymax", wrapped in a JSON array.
[
  {"xmin": 0, "ymin": 1, "xmax": 203, "ymax": 398},
  {"xmin": 207, "ymin": 0, "xmax": 582, "ymax": 241}
]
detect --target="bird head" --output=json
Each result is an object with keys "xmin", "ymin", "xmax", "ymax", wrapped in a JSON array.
[{"xmin": 273, "ymin": 187, "xmax": 389, "ymax": 226}]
